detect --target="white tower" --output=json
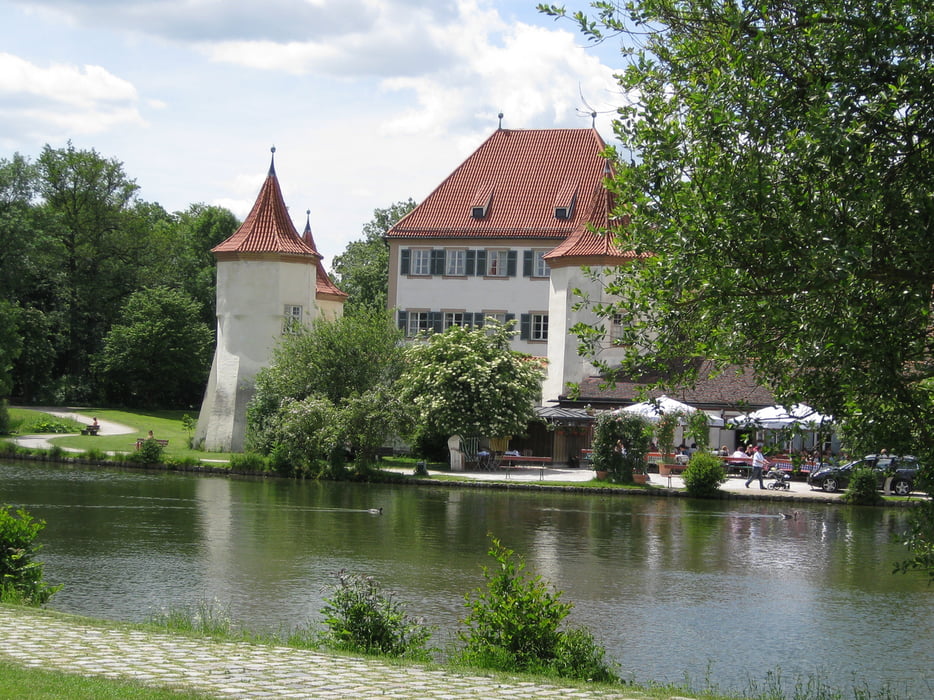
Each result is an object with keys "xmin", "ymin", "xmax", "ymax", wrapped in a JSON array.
[
  {"xmin": 195, "ymin": 149, "xmax": 345, "ymax": 451},
  {"xmin": 541, "ymin": 212, "xmax": 635, "ymax": 403}
]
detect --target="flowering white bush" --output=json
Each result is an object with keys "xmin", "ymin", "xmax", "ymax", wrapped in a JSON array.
[{"xmin": 396, "ymin": 320, "xmax": 544, "ymax": 444}]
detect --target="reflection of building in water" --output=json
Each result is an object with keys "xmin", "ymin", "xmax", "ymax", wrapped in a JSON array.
[
  {"xmin": 529, "ymin": 526, "xmax": 562, "ymax": 587},
  {"xmin": 195, "ymin": 478, "xmax": 234, "ymax": 589}
]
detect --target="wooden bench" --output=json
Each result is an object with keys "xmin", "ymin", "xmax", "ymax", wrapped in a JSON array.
[
  {"xmin": 81, "ymin": 425, "xmax": 100, "ymax": 436},
  {"xmin": 136, "ymin": 438, "xmax": 169, "ymax": 450},
  {"xmin": 658, "ymin": 462, "xmax": 689, "ymax": 477},
  {"xmin": 500, "ymin": 455, "xmax": 552, "ymax": 479}
]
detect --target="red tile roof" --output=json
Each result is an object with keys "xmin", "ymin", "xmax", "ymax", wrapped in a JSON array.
[
  {"xmin": 544, "ymin": 193, "xmax": 639, "ymax": 265},
  {"xmin": 213, "ymin": 154, "xmax": 320, "ymax": 259},
  {"xmin": 302, "ymin": 211, "xmax": 348, "ymax": 300},
  {"xmin": 387, "ymin": 128, "xmax": 611, "ymax": 240}
]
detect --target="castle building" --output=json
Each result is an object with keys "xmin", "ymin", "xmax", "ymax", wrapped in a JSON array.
[
  {"xmin": 385, "ymin": 126, "xmax": 633, "ymax": 407},
  {"xmin": 195, "ymin": 149, "xmax": 346, "ymax": 452}
]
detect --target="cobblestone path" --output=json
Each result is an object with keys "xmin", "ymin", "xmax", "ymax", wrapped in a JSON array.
[{"xmin": 0, "ymin": 607, "xmax": 659, "ymax": 699}]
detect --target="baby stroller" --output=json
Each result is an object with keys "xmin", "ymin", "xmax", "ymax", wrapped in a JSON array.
[{"xmin": 766, "ymin": 466, "xmax": 791, "ymax": 490}]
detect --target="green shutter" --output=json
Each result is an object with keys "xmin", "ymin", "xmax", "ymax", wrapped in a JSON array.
[{"xmin": 431, "ymin": 249, "xmax": 445, "ymax": 275}]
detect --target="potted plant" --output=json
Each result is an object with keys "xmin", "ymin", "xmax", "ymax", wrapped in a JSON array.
[
  {"xmin": 592, "ymin": 412, "xmax": 652, "ymax": 484},
  {"xmin": 655, "ymin": 411, "xmax": 682, "ymax": 476}
]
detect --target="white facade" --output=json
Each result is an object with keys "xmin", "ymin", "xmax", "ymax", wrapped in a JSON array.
[{"xmin": 388, "ymin": 239, "xmax": 556, "ymax": 357}]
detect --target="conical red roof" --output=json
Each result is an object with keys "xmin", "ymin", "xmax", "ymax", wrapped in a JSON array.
[
  {"xmin": 212, "ymin": 151, "xmax": 320, "ymax": 259},
  {"xmin": 544, "ymin": 191, "xmax": 637, "ymax": 266}
]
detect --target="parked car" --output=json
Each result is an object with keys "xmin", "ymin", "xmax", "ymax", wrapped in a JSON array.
[{"xmin": 807, "ymin": 455, "xmax": 920, "ymax": 495}]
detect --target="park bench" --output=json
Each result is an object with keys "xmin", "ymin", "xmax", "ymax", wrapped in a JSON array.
[
  {"xmin": 136, "ymin": 438, "xmax": 169, "ymax": 450},
  {"xmin": 500, "ymin": 454, "xmax": 552, "ymax": 479}
]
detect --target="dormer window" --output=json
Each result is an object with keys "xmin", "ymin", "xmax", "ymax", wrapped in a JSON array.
[
  {"xmin": 554, "ymin": 180, "xmax": 578, "ymax": 220},
  {"xmin": 471, "ymin": 184, "xmax": 494, "ymax": 219}
]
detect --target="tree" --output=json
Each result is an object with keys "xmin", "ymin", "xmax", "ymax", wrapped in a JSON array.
[
  {"xmin": 35, "ymin": 142, "xmax": 166, "ymax": 399},
  {"xmin": 95, "ymin": 287, "xmax": 213, "ymax": 408},
  {"xmin": 246, "ymin": 309, "xmax": 406, "ymax": 470},
  {"xmin": 543, "ymin": 1, "xmax": 934, "ymax": 577},
  {"xmin": 144, "ymin": 203, "xmax": 240, "ymax": 327},
  {"xmin": 396, "ymin": 321, "xmax": 544, "ymax": 448},
  {"xmin": 332, "ymin": 199, "xmax": 415, "ymax": 315},
  {"xmin": 0, "ymin": 300, "xmax": 21, "ymax": 399}
]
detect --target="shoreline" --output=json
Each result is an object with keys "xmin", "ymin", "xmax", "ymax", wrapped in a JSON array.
[{"xmin": 1, "ymin": 447, "xmax": 926, "ymax": 509}]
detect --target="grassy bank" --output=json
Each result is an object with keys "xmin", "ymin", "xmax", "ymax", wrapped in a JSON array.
[
  {"xmin": 0, "ymin": 659, "xmax": 212, "ymax": 700},
  {"xmin": 0, "ymin": 604, "xmax": 917, "ymax": 700},
  {"xmin": 5, "ymin": 406, "xmax": 235, "ymax": 463}
]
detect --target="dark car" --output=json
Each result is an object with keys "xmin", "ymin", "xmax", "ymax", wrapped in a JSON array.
[{"xmin": 807, "ymin": 454, "xmax": 920, "ymax": 495}]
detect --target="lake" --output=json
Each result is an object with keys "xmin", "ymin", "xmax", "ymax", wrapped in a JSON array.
[{"xmin": 2, "ymin": 460, "xmax": 932, "ymax": 697}]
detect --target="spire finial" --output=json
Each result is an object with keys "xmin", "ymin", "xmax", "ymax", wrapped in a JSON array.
[
  {"xmin": 268, "ymin": 145, "xmax": 276, "ymax": 176},
  {"xmin": 498, "ymin": 112, "xmax": 503, "ymax": 129}
]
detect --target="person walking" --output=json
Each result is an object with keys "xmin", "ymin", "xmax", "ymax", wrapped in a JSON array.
[{"xmin": 745, "ymin": 445, "xmax": 769, "ymax": 489}]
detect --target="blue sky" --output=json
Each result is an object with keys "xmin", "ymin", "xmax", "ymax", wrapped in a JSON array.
[{"xmin": 0, "ymin": 0, "xmax": 626, "ymax": 265}]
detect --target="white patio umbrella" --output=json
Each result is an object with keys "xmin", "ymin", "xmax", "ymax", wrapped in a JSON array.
[
  {"xmin": 614, "ymin": 395, "xmax": 725, "ymax": 427},
  {"xmin": 736, "ymin": 403, "xmax": 832, "ymax": 429}
]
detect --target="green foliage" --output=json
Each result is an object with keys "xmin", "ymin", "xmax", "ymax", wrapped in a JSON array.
[
  {"xmin": 0, "ymin": 299, "xmax": 22, "ymax": 398},
  {"xmin": 148, "ymin": 599, "xmax": 234, "ymax": 638},
  {"xmin": 134, "ymin": 438, "xmax": 165, "ymax": 464},
  {"xmin": 144, "ymin": 203, "xmax": 239, "ymax": 328},
  {"xmin": 655, "ymin": 411, "xmax": 682, "ymax": 459},
  {"xmin": 0, "ymin": 505, "xmax": 62, "ymax": 606},
  {"xmin": 229, "ymin": 452, "xmax": 268, "ymax": 473},
  {"xmin": 549, "ymin": 0, "xmax": 934, "ymax": 577},
  {"xmin": 397, "ymin": 320, "xmax": 544, "ymax": 449},
  {"xmin": 843, "ymin": 467, "xmax": 885, "ymax": 506},
  {"xmin": 591, "ymin": 412, "xmax": 652, "ymax": 483},
  {"xmin": 332, "ymin": 199, "xmax": 415, "ymax": 316},
  {"xmin": 319, "ymin": 570, "xmax": 432, "ymax": 660},
  {"xmin": 1, "ymin": 146, "xmax": 234, "ymax": 406},
  {"xmin": 23, "ymin": 417, "xmax": 76, "ymax": 434},
  {"xmin": 458, "ymin": 537, "xmax": 615, "ymax": 682},
  {"xmin": 682, "ymin": 451, "xmax": 727, "ymax": 498},
  {"xmin": 96, "ymin": 287, "xmax": 213, "ymax": 408},
  {"xmin": 247, "ymin": 310, "xmax": 406, "ymax": 472},
  {"xmin": 685, "ymin": 411, "xmax": 711, "ymax": 450}
]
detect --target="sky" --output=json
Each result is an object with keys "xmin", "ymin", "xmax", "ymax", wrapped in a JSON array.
[{"xmin": 0, "ymin": 0, "xmax": 626, "ymax": 267}]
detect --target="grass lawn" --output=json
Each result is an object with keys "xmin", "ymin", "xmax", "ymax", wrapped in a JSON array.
[
  {"xmin": 0, "ymin": 659, "xmax": 211, "ymax": 699},
  {"xmin": 5, "ymin": 406, "xmax": 236, "ymax": 464}
]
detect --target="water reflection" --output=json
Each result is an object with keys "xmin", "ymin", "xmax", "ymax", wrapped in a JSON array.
[{"xmin": 1, "ymin": 461, "xmax": 931, "ymax": 696}]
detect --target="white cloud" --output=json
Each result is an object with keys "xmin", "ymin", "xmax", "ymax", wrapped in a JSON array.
[
  {"xmin": 0, "ymin": 53, "xmax": 145, "ymax": 139},
  {"xmin": 380, "ymin": 19, "xmax": 620, "ymax": 137}
]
